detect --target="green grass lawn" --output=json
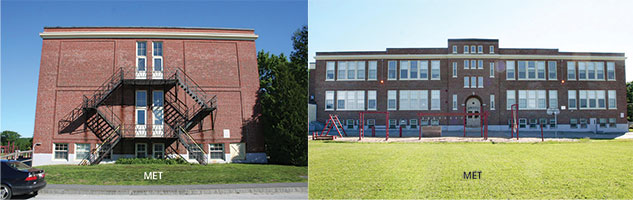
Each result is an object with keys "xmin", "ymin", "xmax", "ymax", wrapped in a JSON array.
[
  {"xmin": 309, "ymin": 140, "xmax": 633, "ymax": 199},
  {"xmin": 38, "ymin": 163, "xmax": 307, "ymax": 185}
]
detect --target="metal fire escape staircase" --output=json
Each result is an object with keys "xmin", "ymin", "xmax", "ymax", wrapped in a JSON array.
[{"xmin": 58, "ymin": 68, "xmax": 217, "ymax": 165}]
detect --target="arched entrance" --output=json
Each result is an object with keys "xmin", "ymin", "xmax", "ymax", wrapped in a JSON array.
[{"xmin": 466, "ymin": 97, "xmax": 481, "ymax": 127}]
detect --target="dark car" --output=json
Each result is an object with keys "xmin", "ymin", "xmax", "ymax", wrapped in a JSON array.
[{"xmin": 1, "ymin": 160, "xmax": 46, "ymax": 199}]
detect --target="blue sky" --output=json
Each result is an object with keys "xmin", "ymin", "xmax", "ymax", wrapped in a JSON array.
[
  {"xmin": 1, "ymin": 0, "xmax": 307, "ymax": 137},
  {"xmin": 309, "ymin": 0, "xmax": 633, "ymax": 80}
]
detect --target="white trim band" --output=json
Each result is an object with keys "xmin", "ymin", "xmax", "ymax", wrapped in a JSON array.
[
  {"xmin": 315, "ymin": 54, "xmax": 625, "ymax": 61},
  {"xmin": 40, "ymin": 31, "xmax": 259, "ymax": 40}
]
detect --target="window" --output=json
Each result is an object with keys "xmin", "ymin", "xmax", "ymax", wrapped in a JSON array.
[
  {"xmin": 507, "ymin": 90, "xmax": 516, "ymax": 110},
  {"xmin": 349, "ymin": 61, "xmax": 358, "ymax": 79},
  {"xmin": 464, "ymin": 46, "xmax": 469, "ymax": 54},
  {"xmin": 478, "ymin": 45, "xmax": 483, "ymax": 53},
  {"xmin": 607, "ymin": 62, "xmax": 615, "ymax": 80},
  {"xmin": 452, "ymin": 94, "xmax": 458, "ymax": 110},
  {"xmin": 537, "ymin": 61, "xmax": 545, "ymax": 79},
  {"xmin": 388, "ymin": 61, "xmax": 397, "ymax": 80},
  {"xmin": 609, "ymin": 118, "xmax": 616, "ymax": 127},
  {"xmin": 596, "ymin": 62, "xmax": 604, "ymax": 80},
  {"xmin": 187, "ymin": 144, "xmax": 202, "ymax": 160},
  {"xmin": 399, "ymin": 90, "xmax": 428, "ymax": 110},
  {"xmin": 368, "ymin": 91, "xmax": 377, "ymax": 110},
  {"xmin": 325, "ymin": 91, "xmax": 334, "ymax": 110},
  {"xmin": 452, "ymin": 45, "xmax": 457, "ymax": 53},
  {"xmin": 580, "ymin": 118, "xmax": 588, "ymax": 129},
  {"xmin": 548, "ymin": 61, "xmax": 557, "ymax": 80},
  {"xmin": 549, "ymin": 90, "xmax": 557, "ymax": 109},
  {"xmin": 608, "ymin": 90, "xmax": 616, "ymax": 109},
  {"xmin": 337, "ymin": 91, "xmax": 365, "ymax": 110},
  {"xmin": 75, "ymin": 143, "xmax": 90, "ymax": 160},
  {"xmin": 431, "ymin": 61, "xmax": 440, "ymax": 80},
  {"xmin": 452, "ymin": 62, "xmax": 457, "ymax": 78},
  {"xmin": 529, "ymin": 119, "xmax": 537, "ymax": 129},
  {"xmin": 338, "ymin": 61, "xmax": 347, "ymax": 80},
  {"xmin": 420, "ymin": 61, "xmax": 429, "ymax": 79},
  {"xmin": 54, "ymin": 143, "xmax": 68, "ymax": 160},
  {"xmin": 346, "ymin": 119, "xmax": 355, "ymax": 128},
  {"xmin": 337, "ymin": 61, "xmax": 365, "ymax": 80},
  {"xmin": 587, "ymin": 62, "xmax": 595, "ymax": 79},
  {"xmin": 136, "ymin": 42, "xmax": 147, "ymax": 74},
  {"xmin": 517, "ymin": 61, "xmax": 546, "ymax": 80},
  {"xmin": 389, "ymin": 119, "xmax": 397, "ymax": 128},
  {"xmin": 153, "ymin": 91, "xmax": 164, "ymax": 125},
  {"xmin": 477, "ymin": 60, "xmax": 483, "ymax": 69},
  {"xmin": 431, "ymin": 90, "xmax": 440, "ymax": 110},
  {"xmin": 367, "ymin": 119, "xmax": 375, "ymax": 127},
  {"xmin": 579, "ymin": 90, "xmax": 606, "ymax": 109},
  {"xmin": 136, "ymin": 143, "xmax": 147, "ymax": 158},
  {"xmin": 567, "ymin": 62, "xmax": 576, "ymax": 80},
  {"xmin": 518, "ymin": 90, "xmax": 547, "ymax": 109},
  {"xmin": 388, "ymin": 90, "xmax": 397, "ymax": 110},
  {"xmin": 477, "ymin": 77, "xmax": 483, "ymax": 88},
  {"xmin": 471, "ymin": 77, "xmax": 476, "ymax": 88},
  {"xmin": 490, "ymin": 94, "xmax": 495, "ymax": 110},
  {"xmin": 518, "ymin": 60, "xmax": 526, "ymax": 79},
  {"xmin": 471, "ymin": 60, "xmax": 476, "ymax": 70},
  {"xmin": 489, "ymin": 62, "xmax": 495, "ymax": 77},
  {"xmin": 368, "ymin": 61, "xmax": 377, "ymax": 80},
  {"xmin": 570, "ymin": 118, "xmax": 578, "ymax": 129},
  {"xmin": 153, "ymin": 143, "xmax": 164, "ymax": 159},
  {"xmin": 519, "ymin": 118, "xmax": 527, "ymax": 128},
  {"xmin": 400, "ymin": 61, "xmax": 409, "ymax": 79},
  {"xmin": 411, "ymin": 61, "xmax": 419, "ymax": 79},
  {"xmin": 136, "ymin": 90, "xmax": 147, "ymax": 125},
  {"xmin": 464, "ymin": 76, "xmax": 469, "ymax": 88},
  {"xmin": 431, "ymin": 119, "xmax": 439, "ymax": 126},
  {"xmin": 410, "ymin": 119, "xmax": 418, "ymax": 129},
  {"xmin": 399, "ymin": 119, "xmax": 407, "ymax": 127},
  {"xmin": 464, "ymin": 60, "xmax": 469, "ymax": 69},
  {"xmin": 599, "ymin": 118, "xmax": 607, "ymax": 128},
  {"xmin": 489, "ymin": 45, "xmax": 494, "ymax": 54},
  {"xmin": 568, "ymin": 90, "xmax": 577, "ymax": 109},
  {"xmin": 549, "ymin": 118, "xmax": 556, "ymax": 128},
  {"xmin": 209, "ymin": 144, "xmax": 225, "ymax": 161},
  {"xmin": 326, "ymin": 62, "xmax": 335, "ymax": 80},
  {"xmin": 471, "ymin": 46, "xmax": 476, "ymax": 54},
  {"xmin": 152, "ymin": 42, "xmax": 163, "ymax": 73},
  {"xmin": 506, "ymin": 61, "xmax": 515, "ymax": 80}
]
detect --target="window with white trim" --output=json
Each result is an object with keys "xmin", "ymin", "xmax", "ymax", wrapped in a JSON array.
[
  {"xmin": 568, "ymin": 90, "xmax": 577, "ymax": 109},
  {"xmin": 452, "ymin": 94, "xmax": 458, "ymax": 110},
  {"xmin": 489, "ymin": 62, "xmax": 495, "ymax": 78},
  {"xmin": 507, "ymin": 90, "xmax": 516, "ymax": 110},
  {"xmin": 478, "ymin": 60, "xmax": 483, "ymax": 69},
  {"xmin": 567, "ymin": 62, "xmax": 576, "ymax": 80},
  {"xmin": 431, "ymin": 61, "xmax": 440, "ymax": 80},
  {"xmin": 470, "ymin": 76, "xmax": 476, "ymax": 88},
  {"xmin": 548, "ymin": 90, "xmax": 557, "ymax": 109},
  {"xmin": 399, "ymin": 90, "xmax": 428, "ymax": 110},
  {"xmin": 607, "ymin": 62, "xmax": 615, "ymax": 80},
  {"xmin": 477, "ymin": 77, "xmax": 483, "ymax": 88},
  {"xmin": 518, "ymin": 90, "xmax": 547, "ymax": 109},
  {"xmin": 464, "ymin": 60, "xmax": 469, "ymax": 69},
  {"xmin": 471, "ymin": 60, "xmax": 476, "ymax": 70},
  {"xmin": 478, "ymin": 45, "xmax": 483, "ymax": 54},
  {"xmin": 489, "ymin": 45, "xmax": 494, "ymax": 54},
  {"xmin": 388, "ymin": 61, "xmax": 397, "ymax": 80},
  {"xmin": 608, "ymin": 90, "xmax": 616, "ymax": 109},
  {"xmin": 368, "ymin": 90, "xmax": 377, "ymax": 110},
  {"xmin": 187, "ymin": 143, "xmax": 201, "ymax": 160},
  {"xmin": 517, "ymin": 61, "xmax": 546, "ymax": 80},
  {"xmin": 548, "ymin": 61, "xmax": 557, "ymax": 80},
  {"xmin": 452, "ymin": 45, "xmax": 457, "ymax": 53},
  {"xmin": 136, "ymin": 143, "xmax": 148, "ymax": 158},
  {"xmin": 431, "ymin": 90, "xmax": 440, "ymax": 110},
  {"xmin": 471, "ymin": 46, "xmax": 476, "ymax": 54},
  {"xmin": 490, "ymin": 94, "xmax": 495, "ymax": 110},
  {"xmin": 337, "ymin": 91, "xmax": 365, "ymax": 110},
  {"xmin": 388, "ymin": 90, "xmax": 397, "ymax": 110},
  {"xmin": 579, "ymin": 90, "xmax": 606, "ymax": 109},
  {"xmin": 209, "ymin": 143, "xmax": 225, "ymax": 161},
  {"xmin": 576, "ymin": 62, "xmax": 605, "ymax": 81},
  {"xmin": 152, "ymin": 41, "xmax": 163, "ymax": 74},
  {"xmin": 452, "ymin": 62, "xmax": 457, "ymax": 78},
  {"xmin": 153, "ymin": 143, "xmax": 165, "ymax": 159},
  {"xmin": 337, "ymin": 61, "xmax": 365, "ymax": 80},
  {"xmin": 75, "ymin": 143, "xmax": 90, "ymax": 160},
  {"xmin": 325, "ymin": 91, "xmax": 334, "ymax": 110},
  {"xmin": 136, "ymin": 90, "xmax": 147, "ymax": 125},
  {"xmin": 136, "ymin": 42, "xmax": 147, "ymax": 73},
  {"xmin": 464, "ymin": 46, "xmax": 469, "ymax": 54},
  {"xmin": 54, "ymin": 143, "xmax": 68, "ymax": 160},
  {"xmin": 326, "ymin": 62, "xmax": 335, "ymax": 80},
  {"xmin": 464, "ymin": 76, "xmax": 469, "ymax": 88},
  {"xmin": 506, "ymin": 61, "xmax": 515, "ymax": 80},
  {"xmin": 400, "ymin": 60, "xmax": 409, "ymax": 79},
  {"xmin": 368, "ymin": 61, "xmax": 377, "ymax": 80},
  {"xmin": 420, "ymin": 61, "xmax": 429, "ymax": 79}
]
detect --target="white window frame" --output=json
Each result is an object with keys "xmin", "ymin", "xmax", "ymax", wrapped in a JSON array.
[
  {"xmin": 489, "ymin": 62, "xmax": 495, "ymax": 78},
  {"xmin": 517, "ymin": 61, "xmax": 546, "ymax": 80},
  {"xmin": 518, "ymin": 90, "xmax": 547, "ymax": 110},
  {"xmin": 388, "ymin": 61, "xmax": 397, "ymax": 80},
  {"xmin": 471, "ymin": 60, "xmax": 476, "ymax": 70},
  {"xmin": 399, "ymin": 90, "xmax": 428, "ymax": 110},
  {"xmin": 153, "ymin": 143, "xmax": 165, "ymax": 159},
  {"xmin": 336, "ymin": 91, "xmax": 365, "ymax": 111},
  {"xmin": 400, "ymin": 60, "xmax": 409, "ymax": 79},
  {"xmin": 548, "ymin": 90, "xmax": 558, "ymax": 109},
  {"xmin": 568, "ymin": 90, "xmax": 577, "ymax": 109},
  {"xmin": 419, "ymin": 60, "xmax": 429, "ymax": 80},
  {"xmin": 367, "ymin": 90, "xmax": 377, "ymax": 110},
  {"xmin": 74, "ymin": 143, "xmax": 90, "ymax": 161},
  {"xmin": 152, "ymin": 41, "xmax": 163, "ymax": 79},
  {"xmin": 477, "ymin": 45, "xmax": 483, "ymax": 54},
  {"xmin": 471, "ymin": 46, "xmax": 476, "ymax": 54},
  {"xmin": 576, "ymin": 62, "xmax": 605, "ymax": 81},
  {"xmin": 452, "ymin": 62, "xmax": 457, "ymax": 78},
  {"xmin": 431, "ymin": 90, "xmax": 440, "ymax": 110},
  {"xmin": 464, "ymin": 45, "xmax": 469, "ymax": 54},
  {"xmin": 464, "ymin": 60, "xmax": 469, "ymax": 69},
  {"xmin": 53, "ymin": 143, "xmax": 69, "ymax": 160},
  {"xmin": 567, "ymin": 62, "xmax": 576, "ymax": 80},
  {"xmin": 337, "ymin": 61, "xmax": 365, "ymax": 81},
  {"xmin": 388, "ymin": 90, "xmax": 397, "ymax": 110},
  {"xmin": 209, "ymin": 143, "xmax": 225, "ymax": 161},
  {"xmin": 136, "ymin": 41, "xmax": 147, "ymax": 79},
  {"xmin": 607, "ymin": 62, "xmax": 615, "ymax": 81},
  {"xmin": 506, "ymin": 60, "xmax": 515, "ymax": 80},
  {"xmin": 506, "ymin": 90, "xmax": 516, "ymax": 110},
  {"xmin": 478, "ymin": 60, "xmax": 483, "ymax": 69},
  {"xmin": 135, "ymin": 143, "xmax": 148, "ymax": 158},
  {"xmin": 471, "ymin": 76, "xmax": 476, "ymax": 88},
  {"xmin": 548, "ymin": 61, "xmax": 557, "ymax": 80},
  {"xmin": 579, "ymin": 90, "xmax": 607, "ymax": 110},
  {"xmin": 477, "ymin": 77, "xmax": 483, "ymax": 88},
  {"xmin": 464, "ymin": 76, "xmax": 469, "ymax": 88},
  {"xmin": 608, "ymin": 90, "xmax": 616, "ymax": 109},
  {"xmin": 325, "ymin": 91, "xmax": 334, "ymax": 111},
  {"xmin": 368, "ymin": 61, "xmax": 377, "ymax": 80},
  {"xmin": 452, "ymin": 45, "xmax": 457, "ymax": 54},
  {"xmin": 326, "ymin": 61, "xmax": 335, "ymax": 81},
  {"xmin": 490, "ymin": 94, "xmax": 495, "ymax": 110},
  {"xmin": 135, "ymin": 90, "xmax": 147, "ymax": 137},
  {"xmin": 489, "ymin": 45, "xmax": 494, "ymax": 54},
  {"xmin": 452, "ymin": 94, "xmax": 458, "ymax": 111},
  {"xmin": 430, "ymin": 60, "xmax": 440, "ymax": 80}
]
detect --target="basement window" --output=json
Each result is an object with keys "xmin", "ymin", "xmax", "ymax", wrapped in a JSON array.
[
  {"xmin": 410, "ymin": 119, "xmax": 418, "ymax": 129},
  {"xmin": 209, "ymin": 144, "xmax": 225, "ymax": 161},
  {"xmin": 570, "ymin": 118, "xmax": 578, "ymax": 129},
  {"xmin": 188, "ymin": 144, "xmax": 202, "ymax": 160},
  {"xmin": 54, "ymin": 143, "xmax": 68, "ymax": 160},
  {"xmin": 609, "ymin": 118, "xmax": 616, "ymax": 127},
  {"xmin": 75, "ymin": 143, "xmax": 90, "ymax": 161},
  {"xmin": 599, "ymin": 118, "xmax": 607, "ymax": 128},
  {"xmin": 389, "ymin": 119, "xmax": 397, "ymax": 129},
  {"xmin": 580, "ymin": 118, "xmax": 588, "ymax": 129},
  {"xmin": 518, "ymin": 118, "xmax": 527, "ymax": 128}
]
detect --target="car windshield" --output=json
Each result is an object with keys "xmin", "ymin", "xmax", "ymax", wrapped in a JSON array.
[{"xmin": 7, "ymin": 161, "xmax": 31, "ymax": 171}]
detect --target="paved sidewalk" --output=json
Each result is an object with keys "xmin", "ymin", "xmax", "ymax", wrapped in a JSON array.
[{"xmin": 39, "ymin": 182, "xmax": 307, "ymax": 195}]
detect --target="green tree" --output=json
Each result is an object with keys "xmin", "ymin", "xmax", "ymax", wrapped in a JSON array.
[
  {"xmin": 258, "ymin": 26, "xmax": 308, "ymax": 166},
  {"xmin": 1, "ymin": 130, "xmax": 21, "ymax": 146},
  {"xmin": 627, "ymin": 81, "xmax": 633, "ymax": 121}
]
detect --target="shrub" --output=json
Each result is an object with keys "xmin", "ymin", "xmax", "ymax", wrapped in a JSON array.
[{"xmin": 115, "ymin": 157, "xmax": 189, "ymax": 165}]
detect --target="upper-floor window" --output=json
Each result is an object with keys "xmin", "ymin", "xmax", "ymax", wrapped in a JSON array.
[
  {"xmin": 577, "ymin": 62, "xmax": 605, "ymax": 81},
  {"xmin": 568, "ymin": 90, "xmax": 577, "ymax": 109},
  {"xmin": 477, "ymin": 45, "xmax": 483, "ymax": 54},
  {"xmin": 506, "ymin": 61, "xmax": 515, "ymax": 80},
  {"xmin": 470, "ymin": 46, "xmax": 476, "ymax": 54},
  {"xmin": 338, "ymin": 61, "xmax": 365, "ymax": 80},
  {"xmin": 567, "ymin": 62, "xmax": 576, "ymax": 80},
  {"xmin": 431, "ymin": 90, "xmax": 440, "ymax": 110},
  {"xmin": 337, "ymin": 90, "xmax": 365, "ymax": 110},
  {"xmin": 399, "ymin": 90, "xmax": 428, "ymax": 110},
  {"xmin": 608, "ymin": 90, "xmax": 616, "ymax": 109},
  {"xmin": 477, "ymin": 77, "xmax": 483, "ymax": 88},
  {"xmin": 464, "ymin": 76, "xmax": 469, "ymax": 88},
  {"xmin": 478, "ymin": 60, "xmax": 483, "ymax": 69},
  {"xmin": 136, "ymin": 42, "xmax": 147, "ymax": 72},
  {"xmin": 137, "ymin": 41, "xmax": 147, "ymax": 56},
  {"xmin": 471, "ymin": 60, "xmax": 476, "ymax": 70},
  {"xmin": 399, "ymin": 60, "xmax": 430, "ymax": 80},
  {"xmin": 388, "ymin": 90, "xmax": 397, "ymax": 110},
  {"xmin": 452, "ymin": 62, "xmax": 457, "ymax": 78},
  {"xmin": 463, "ymin": 46, "xmax": 469, "ymax": 54},
  {"xmin": 518, "ymin": 90, "xmax": 547, "ymax": 110},
  {"xmin": 368, "ymin": 90, "xmax": 377, "ymax": 110},
  {"xmin": 326, "ymin": 62, "xmax": 335, "ymax": 80},
  {"xmin": 490, "ymin": 94, "xmax": 495, "ymax": 110},
  {"xmin": 452, "ymin": 94, "xmax": 458, "ymax": 110},
  {"xmin": 452, "ymin": 45, "xmax": 457, "ymax": 53},
  {"xmin": 506, "ymin": 90, "xmax": 516, "ymax": 110},
  {"xmin": 388, "ymin": 61, "xmax": 397, "ymax": 80},
  {"xmin": 517, "ymin": 61, "xmax": 546, "ymax": 80},
  {"xmin": 489, "ymin": 45, "xmax": 494, "ymax": 54},
  {"xmin": 430, "ymin": 61, "xmax": 441, "ymax": 80},
  {"xmin": 470, "ymin": 76, "xmax": 476, "ymax": 88},
  {"xmin": 579, "ymin": 90, "xmax": 606, "ymax": 109},
  {"xmin": 548, "ymin": 61, "xmax": 557, "ymax": 80},
  {"xmin": 549, "ymin": 90, "xmax": 558, "ymax": 109},
  {"xmin": 368, "ymin": 61, "xmax": 377, "ymax": 80},
  {"xmin": 607, "ymin": 62, "xmax": 615, "ymax": 80},
  {"xmin": 464, "ymin": 60, "xmax": 469, "ymax": 69},
  {"xmin": 489, "ymin": 62, "xmax": 495, "ymax": 78},
  {"xmin": 325, "ymin": 91, "xmax": 334, "ymax": 110}
]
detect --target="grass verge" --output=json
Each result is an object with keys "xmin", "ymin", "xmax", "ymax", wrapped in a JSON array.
[
  {"xmin": 38, "ymin": 163, "xmax": 307, "ymax": 185},
  {"xmin": 309, "ymin": 139, "xmax": 633, "ymax": 199}
]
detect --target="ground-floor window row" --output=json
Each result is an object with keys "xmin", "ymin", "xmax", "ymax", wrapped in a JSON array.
[
  {"xmin": 336, "ymin": 117, "xmax": 618, "ymax": 129},
  {"xmin": 51, "ymin": 142, "xmax": 240, "ymax": 162}
]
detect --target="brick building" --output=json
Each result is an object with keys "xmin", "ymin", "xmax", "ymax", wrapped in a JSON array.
[
  {"xmin": 32, "ymin": 27, "xmax": 265, "ymax": 166},
  {"xmin": 310, "ymin": 39, "xmax": 627, "ymax": 134}
]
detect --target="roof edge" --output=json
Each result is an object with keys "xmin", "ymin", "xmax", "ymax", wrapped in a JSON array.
[{"xmin": 43, "ymin": 26, "xmax": 254, "ymax": 31}]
